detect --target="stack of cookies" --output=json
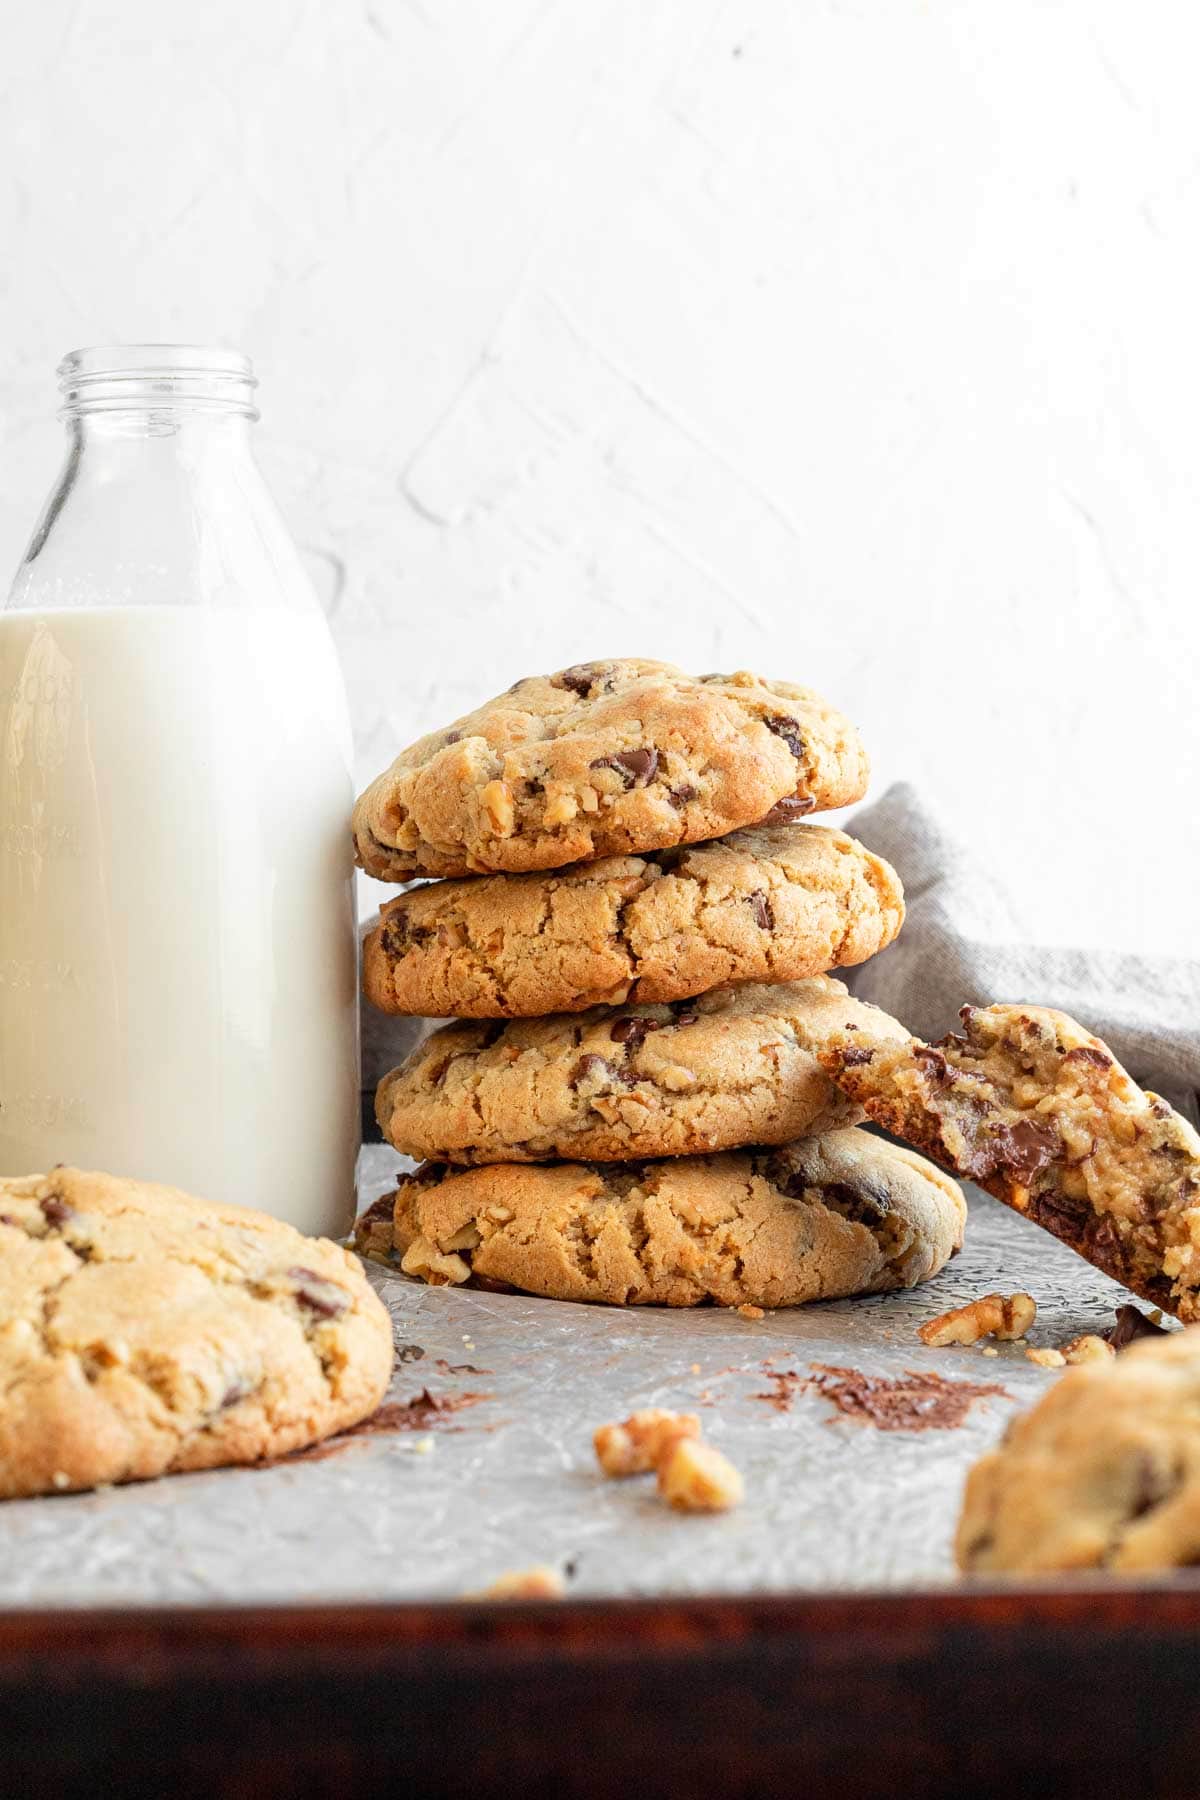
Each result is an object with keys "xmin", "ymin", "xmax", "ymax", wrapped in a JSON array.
[{"xmin": 353, "ymin": 659, "xmax": 966, "ymax": 1310}]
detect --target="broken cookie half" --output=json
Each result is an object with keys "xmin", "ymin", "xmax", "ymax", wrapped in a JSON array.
[{"xmin": 819, "ymin": 1003, "xmax": 1200, "ymax": 1321}]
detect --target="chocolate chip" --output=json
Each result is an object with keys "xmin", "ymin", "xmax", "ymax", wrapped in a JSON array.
[
  {"xmin": 443, "ymin": 730, "xmax": 462, "ymax": 744},
  {"xmin": 0, "ymin": 1213, "xmax": 19, "ymax": 1227},
  {"xmin": 819, "ymin": 1180, "xmax": 891, "ymax": 1224},
  {"xmin": 359, "ymin": 1194, "xmax": 395, "ymax": 1228},
  {"xmin": 986, "ymin": 1117, "xmax": 1062, "ymax": 1182},
  {"xmin": 590, "ymin": 748, "xmax": 659, "ymax": 788},
  {"xmin": 221, "ymin": 1381, "xmax": 254, "ymax": 1410},
  {"xmin": 1129, "ymin": 1451, "xmax": 1175, "ymax": 1519},
  {"xmin": 1029, "ymin": 1188, "xmax": 1091, "ymax": 1231},
  {"xmin": 763, "ymin": 714, "xmax": 806, "ymax": 760},
  {"xmin": 570, "ymin": 1053, "xmax": 612, "ymax": 1089},
  {"xmin": 408, "ymin": 1162, "xmax": 451, "ymax": 1185},
  {"xmin": 913, "ymin": 1045, "xmax": 953, "ymax": 1085},
  {"xmin": 1108, "ymin": 1304, "xmax": 1170, "ymax": 1351},
  {"xmin": 1065, "ymin": 1046, "xmax": 1113, "ymax": 1070},
  {"xmin": 40, "ymin": 1196, "xmax": 76, "ymax": 1229},
  {"xmin": 382, "ymin": 914, "xmax": 432, "ymax": 957},
  {"xmin": 553, "ymin": 664, "xmax": 604, "ymax": 697},
  {"xmin": 610, "ymin": 1016, "xmax": 663, "ymax": 1048},
  {"xmin": 667, "ymin": 783, "xmax": 699, "ymax": 809},
  {"xmin": 286, "ymin": 1267, "xmax": 350, "ymax": 1320},
  {"xmin": 1085, "ymin": 1214, "xmax": 1122, "ymax": 1262},
  {"xmin": 838, "ymin": 1046, "xmax": 876, "ymax": 1067},
  {"xmin": 748, "ymin": 890, "xmax": 773, "ymax": 931},
  {"xmin": 671, "ymin": 1009, "xmax": 700, "ymax": 1028},
  {"xmin": 758, "ymin": 795, "xmax": 816, "ymax": 826}
]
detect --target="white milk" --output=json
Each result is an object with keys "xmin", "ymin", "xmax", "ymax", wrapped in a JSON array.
[{"xmin": 0, "ymin": 605, "xmax": 359, "ymax": 1235}]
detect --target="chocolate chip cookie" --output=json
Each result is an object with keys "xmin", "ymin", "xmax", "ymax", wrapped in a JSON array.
[
  {"xmin": 957, "ymin": 1328, "xmax": 1200, "ymax": 1574},
  {"xmin": 364, "ymin": 822, "xmax": 903, "ymax": 1018},
  {"xmin": 355, "ymin": 1128, "xmax": 966, "ymax": 1308},
  {"xmin": 0, "ymin": 1168, "xmax": 393, "ymax": 1499},
  {"xmin": 353, "ymin": 660, "xmax": 869, "ymax": 880},
  {"xmin": 375, "ymin": 978, "xmax": 907, "ymax": 1165},
  {"xmin": 820, "ymin": 1003, "xmax": 1200, "ymax": 1320}
]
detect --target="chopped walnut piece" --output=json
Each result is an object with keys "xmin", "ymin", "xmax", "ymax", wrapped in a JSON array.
[
  {"xmin": 1026, "ymin": 1346, "xmax": 1067, "ymax": 1368},
  {"xmin": 472, "ymin": 1566, "xmax": 566, "ymax": 1601},
  {"xmin": 594, "ymin": 1408, "xmax": 701, "ymax": 1478},
  {"xmin": 480, "ymin": 779, "xmax": 515, "ymax": 836},
  {"xmin": 657, "ymin": 1438, "xmax": 744, "ymax": 1513},
  {"xmin": 399, "ymin": 1234, "xmax": 471, "ymax": 1287},
  {"xmin": 918, "ymin": 1292, "xmax": 1037, "ymax": 1348},
  {"xmin": 1061, "ymin": 1333, "xmax": 1115, "ymax": 1365}
]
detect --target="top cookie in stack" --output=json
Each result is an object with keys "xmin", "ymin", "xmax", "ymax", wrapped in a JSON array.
[
  {"xmin": 353, "ymin": 658, "xmax": 869, "ymax": 882},
  {"xmin": 354, "ymin": 659, "xmax": 967, "ymax": 1310}
]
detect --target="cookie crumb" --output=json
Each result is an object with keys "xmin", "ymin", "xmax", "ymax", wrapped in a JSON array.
[
  {"xmin": 737, "ymin": 1304, "xmax": 765, "ymax": 1321},
  {"xmin": 1062, "ymin": 1333, "xmax": 1115, "ymax": 1365},
  {"xmin": 472, "ymin": 1566, "xmax": 565, "ymax": 1601},
  {"xmin": 594, "ymin": 1409, "xmax": 700, "ymax": 1477},
  {"xmin": 657, "ymin": 1438, "xmax": 744, "ymax": 1513},
  {"xmin": 981, "ymin": 1347, "xmax": 999, "ymax": 1358},
  {"xmin": 412, "ymin": 1436, "xmax": 435, "ymax": 1454},
  {"xmin": 1026, "ymin": 1347, "xmax": 1066, "ymax": 1368},
  {"xmin": 919, "ymin": 1293, "xmax": 1037, "ymax": 1347},
  {"xmin": 690, "ymin": 1363, "xmax": 702, "ymax": 1375}
]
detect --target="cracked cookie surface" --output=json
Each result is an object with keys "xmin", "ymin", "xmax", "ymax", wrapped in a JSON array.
[
  {"xmin": 375, "ymin": 978, "xmax": 907, "ymax": 1165},
  {"xmin": 356, "ymin": 1127, "xmax": 965, "ymax": 1308},
  {"xmin": 353, "ymin": 659, "xmax": 869, "ymax": 880},
  {"xmin": 364, "ymin": 822, "xmax": 903, "ymax": 1018},
  {"xmin": 957, "ymin": 1329, "xmax": 1200, "ymax": 1574},
  {"xmin": 820, "ymin": 1003, "xmax": 1200, "ymax": 1320},
  {"xmin": 0, "ymin": 1168, "xmax": 393, "ymax": 1499}
]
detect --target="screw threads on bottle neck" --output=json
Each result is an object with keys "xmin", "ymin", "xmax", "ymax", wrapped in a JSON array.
[{"xmin": 57, "ymin": 346, "xmax": 259, "ymax": 421}]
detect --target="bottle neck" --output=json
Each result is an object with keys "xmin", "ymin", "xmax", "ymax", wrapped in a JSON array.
[
  {"xmin": 4, "ymin": 345, "xmax": 320, "ymax": 619},
  {"xmin": 64, "ymin": 406, "xmax": 257, "ymax": 461},
  {"xmin": 58, "ymin": 345, "xmax": 258, "ymax": 423},
  {"xmin": 55, "ymin": 342, "xmax": 260, "ymax": 490}
]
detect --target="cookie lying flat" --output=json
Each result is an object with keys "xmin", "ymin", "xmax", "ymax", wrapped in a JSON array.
[
  {"xmin": 375, "ymin": 978, "xmax": 908, "ymax": 1166},
  {"xmin": 819, "ymin": 1004, "xmax": 1200, "ymax": 1320},
  {"xmin": 364, "ymin": 823, "xmax": 903, "ymax": 1019},
  {"xmin": 355, "ymin": 1128, "xmax": 966, "ymax": 1308},
  {"xmin": 0, "ymin": 1169, "xmax": 392, "ymax": 1500},
  {"xmin": 353, "ymin": 659, "xmax": 868, "ymax": 880},
  {"xmin": 957, "ymin": 1328, "xmax": 1200, "ymax": 1574}
]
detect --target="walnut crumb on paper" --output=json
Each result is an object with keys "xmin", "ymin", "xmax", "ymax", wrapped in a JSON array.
[
  {"xmin": 593, "ymin": 1408, "xmax": 742, "ymax": 1512},
  {"xmin": 1060, "ymin": 1333, "xmax": 1115, "ymax": 1365},
  {"xmin": 657, "ymin": 1438, "xmax": 744, "ymax": 1513},
  {"xmin": 594, "ymin": 1409, "xmax": 700, "ymax": 1477},
  {"xmin": 471, "ymin": 1566, "xmax": 566, "ymax": 1601},
  {"xmin": 918, "ymin": 1293, "xmax": 1037, "ymax": 1347}
]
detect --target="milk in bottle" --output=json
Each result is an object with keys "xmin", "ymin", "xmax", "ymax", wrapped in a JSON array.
[{"xmin": 0, "ymin": 348, "xmax": 358, "ymax": 1234}]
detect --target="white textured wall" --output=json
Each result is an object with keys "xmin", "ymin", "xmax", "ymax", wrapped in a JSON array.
[{"xmin": 1, "ymin": 1, "xmax": 1197, "ymax": 952}]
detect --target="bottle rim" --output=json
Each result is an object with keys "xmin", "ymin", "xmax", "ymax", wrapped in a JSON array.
[{"xmin": 57, "ymin": 345, "xmax": 259, "ymax": 420}]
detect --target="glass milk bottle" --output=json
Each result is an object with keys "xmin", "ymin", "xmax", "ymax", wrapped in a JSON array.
[{"xmin": 0, "ymin": 347, "xmax": 359, "ymax": 1235}]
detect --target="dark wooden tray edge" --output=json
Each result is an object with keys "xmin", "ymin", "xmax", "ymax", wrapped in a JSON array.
[{"xmin": 4, "ymin": 1583, "xmax": 1199, "ymax": 1798}]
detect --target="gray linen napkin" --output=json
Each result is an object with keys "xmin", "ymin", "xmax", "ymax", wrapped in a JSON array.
[
  {"xmin": 842, "ymin": 783, "xmax": 1200, "ymax": 1125},
  {"xmin": 360, "ymin": 782, "xmax": 1200, "ymax": 1127}
]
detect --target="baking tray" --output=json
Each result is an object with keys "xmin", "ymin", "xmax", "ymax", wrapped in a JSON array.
[{"xmin": 3, "ymin": 1146, "xmax": 1198, "ymax": 1798}]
